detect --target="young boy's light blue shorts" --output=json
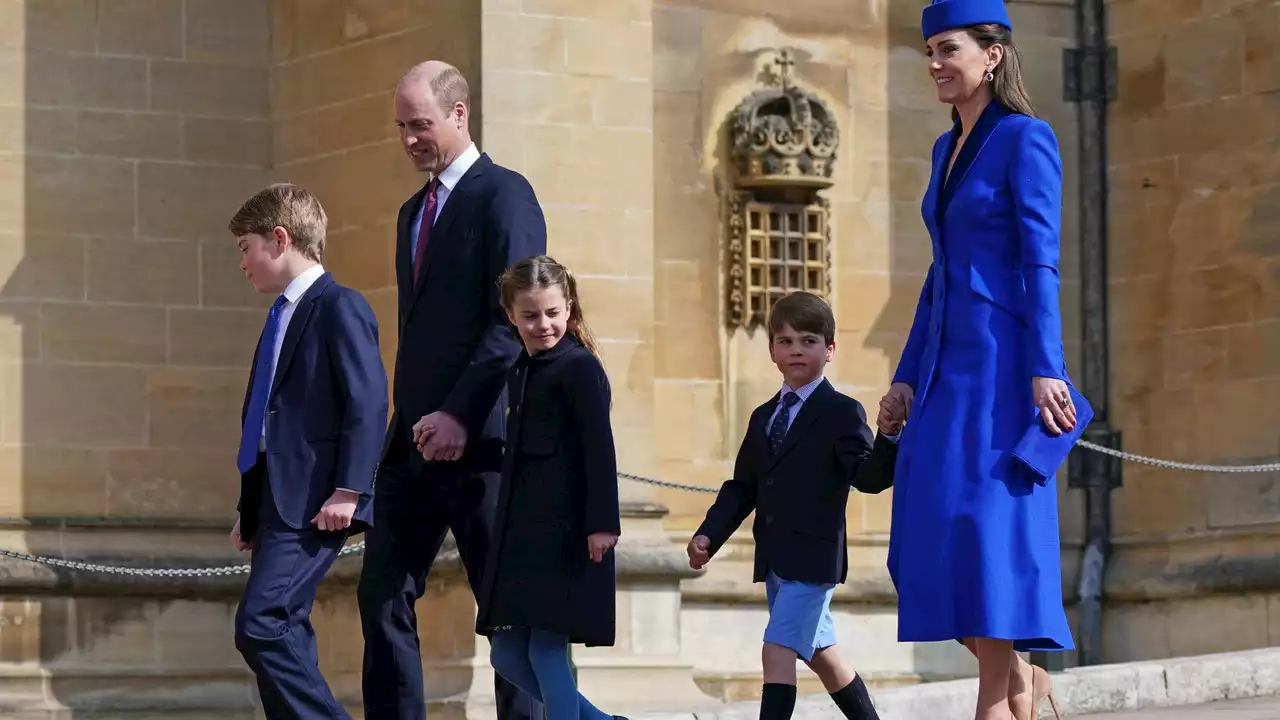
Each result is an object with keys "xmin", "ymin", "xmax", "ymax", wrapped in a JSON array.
[{"xmin": 763, "ymin": 571, "xmax": 838, "ymax": 662}]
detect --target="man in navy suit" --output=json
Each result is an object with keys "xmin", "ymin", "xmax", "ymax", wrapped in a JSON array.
[
  {"xmin": 229, "ymin": 183, "xmax": 388, "ymax": 719},
  {"xmin": 357, "ymin": 61, "xmax": 547, "ymax": 720}
]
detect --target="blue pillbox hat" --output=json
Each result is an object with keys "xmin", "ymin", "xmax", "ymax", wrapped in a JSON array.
[{"xmin": 922, "ymin": 0, "xmax": 1013, "ymax": 41}]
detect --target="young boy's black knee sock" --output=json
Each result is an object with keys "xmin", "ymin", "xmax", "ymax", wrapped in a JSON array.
[
  {"xmin": 830, "ymin": 675, "xmax": 879, "ymax": 720},
  {"xmin": 759, "ymin": 683, "xmax": 797, "ymax": 720}
]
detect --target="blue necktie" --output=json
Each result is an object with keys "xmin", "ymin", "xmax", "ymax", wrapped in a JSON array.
[
  {"xmin": 237, "ymin": 295, "xmax": 288, "ymax": 473},
  {"xmin": 768, "ymin": 392, "xmax": 799, "ymax": 454}
]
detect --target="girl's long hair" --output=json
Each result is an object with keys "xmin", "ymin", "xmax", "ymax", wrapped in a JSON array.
[
  {"xmin": 952, "ymin": 23, "xmax": 1037, "ymax": 122},
  {"xmin": 499, "ymin": 255, "xmax": 600, "ymax": 358}
]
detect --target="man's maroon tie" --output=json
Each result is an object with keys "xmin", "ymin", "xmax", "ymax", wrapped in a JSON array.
[{"xmin": 412, "ymin": 178, "xmax": 440, "ymax": 284}]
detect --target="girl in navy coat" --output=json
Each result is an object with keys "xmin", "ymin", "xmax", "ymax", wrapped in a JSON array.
[{"xmin": 474, "ymin": 255, "xmax": 622, "ymax": 720}]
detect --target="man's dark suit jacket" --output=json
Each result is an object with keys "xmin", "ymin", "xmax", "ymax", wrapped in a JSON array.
[
  {"xmin": 386, "ymin": 153, "xmax": 547, "ymax": 457},
  {"xmin": 694, "ymin": 378, "xmax": 897, "ymax": 585},
  {"xmin": 238, "ymin": 273, "xmax": 388, "ymax": 539}
]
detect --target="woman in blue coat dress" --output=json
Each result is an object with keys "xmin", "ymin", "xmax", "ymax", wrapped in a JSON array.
[{"xmin": 879, "ymin": 2, "xmax": 1088, "ymax": 719}]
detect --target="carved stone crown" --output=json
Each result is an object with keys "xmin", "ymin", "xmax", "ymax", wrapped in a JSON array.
[{"xmin": 729, "ymin": 51, "xmax": 839, "ymax": 190}]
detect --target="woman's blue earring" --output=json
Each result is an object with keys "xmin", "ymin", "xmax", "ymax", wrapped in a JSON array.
[{"xmin": 985, "ymin": 70, "xmax": 994, "ymax": 82}]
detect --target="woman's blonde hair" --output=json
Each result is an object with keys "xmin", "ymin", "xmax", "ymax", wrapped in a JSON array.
[{"xmin": 499, "ymin": 255, "xmax": 599, "ymax": 357}]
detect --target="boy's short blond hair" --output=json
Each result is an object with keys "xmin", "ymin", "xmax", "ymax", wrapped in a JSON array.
[{"xmin": 228, "ymin": 183, "xmax": 327, "ymax": 262}]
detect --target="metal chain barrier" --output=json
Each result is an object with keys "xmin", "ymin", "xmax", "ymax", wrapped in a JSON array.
[{"xmin": 0, "ymin": 441, "xmax": 1274, "ymax": 579}]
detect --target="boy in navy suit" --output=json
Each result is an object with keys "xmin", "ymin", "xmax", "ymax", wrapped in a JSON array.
[
  {"xmin": 687, "ymin": 291, "xmax": 900, "ymax": 720},
  {"xmin": 229, "ymin": 183, "xmax": 388, "ymax": 719}
]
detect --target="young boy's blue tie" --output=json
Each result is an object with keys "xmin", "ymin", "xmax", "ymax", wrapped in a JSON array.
[
  {"xmin": 768, "ymin": 391, "xmax": 798, "ymax": 454},
  {"xmin": 237, "ymin": 294, "xmax": 287, "ymax": 474}
]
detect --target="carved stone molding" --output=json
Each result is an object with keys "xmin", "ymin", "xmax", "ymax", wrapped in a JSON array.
[{"xmin": 724, "ymin": 50, "xmax": 838, "ymax": 331}]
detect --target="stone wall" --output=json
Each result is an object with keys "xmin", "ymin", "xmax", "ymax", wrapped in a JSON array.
[{"xmin": 1100, "ymin": 0, "xmax": 1280, "ymax": 662}]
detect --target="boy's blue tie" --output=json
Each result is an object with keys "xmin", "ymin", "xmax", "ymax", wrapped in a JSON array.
[
  {"xmin": 768, "ymin": 392, "xmax": 799, "ymax": 454},
  {"xmin": 237, "ymin": 295, "xmax": 289, "ymax": 474}
]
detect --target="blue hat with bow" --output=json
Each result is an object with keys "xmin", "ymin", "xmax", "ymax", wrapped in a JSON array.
[{"xmin": 921, "ymin": 0, "xmax": 1013, "ymax": 40}]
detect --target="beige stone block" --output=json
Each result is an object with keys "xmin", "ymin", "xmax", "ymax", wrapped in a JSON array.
[
  {"xmin": 25, "ymin": 155, "xmax": 136, "ymax": 236},
  {"xmin": 97, "ymin": 0, "xmax": 183, "ymax": 58},
  {"xmin": 315, "ymin": 94, "xmax": 399, "ymax": 153},
  {"xmin": 0, "ymin": 598, "xmax": 47, "ymax": 664},
  {"xmin": 150, "ymin": 60, "xmax": 269, "ymax": 117},
  {"xmin": 524, "ymin": 125, "xmax": 653, "ymax": 209},
  {"xmin": 522, "ymin": 0, "xmax": 650, "ymax": 23},
  {"xmin": 0, "ymin": 300, "xmax": 37, "ymax": 361},
  {"xmin": 652, "ymin": 7, "xmax": 702, "ymax": 94},
  {"xmin": 26, "ymin": 52, "xmax": 148, "ymax": 110},
  {"xmin": 273, "ymin": 0, "xmax": 413, "ymax": 61},
  {"xmin": 1162, "ymin": 14, "xmax": 1242, "ymax": 107},
  {"xmin": 317, "ymin": 141, "xmax": 420, "ymax": 231},
  {"xmin": 325, "ymin": 222, "xmax": 397, "ymax": 293},
  {"xmin": 155, "ymin": 600, "xmax": 240, "ymax": 669},
  {"xmin": 87, "ymin": 237, "xmax": 199, "ymax": 305},
  {"xmin": 1113, "ymin": 469, "xmax": 1208, "ymax": 537},
  {"xmin": 76, "ymin": 110, "xmax": 184, "ymax": 160},
  {"xmin": 575, "ymin": 275, "xmax": 652, "ymax": 342},
  {"xmin": 565, "ymin": 18, "xmax": 652, "ymax": 79},
  {"xmin": 184, "ymin": 117, "xmax": 270, "ymax": 166},
  {"xmin": 0, "ymin": 232, "xmax": 85, "ymax": 301},
  {"xmin": 832, "ymin": 331, "xmax": 895, "ymax": 389},
  {"xmin": 186, "ymin": 0, "xmax": 271, "ymax": 65},
  {"xmin": 1168, "ymin": 595, "xmax": 1268, "ymax": 658},
  {"xmin": 1194, "ymin": 377, "xmax": 1280, "ymax": 461},
  {"xmin": 482, "ymin": 12, "xmax": 568, "ymax": 74},
  {"xmin": 23, "ymin": 364, "xmax": 148, "ymax": 448},
  {"xmin": 654, "ymin": 261, "xmax": 720, "ymax": 381},
  {"xmin": 546, "ymin": 206, "xmax": 652, "ymax": 278},
  {"xmin": 41, "ymin": 302, "xmax": 167, "ymax": 364},
  {"xmin": 137, "ymin": 161, "xmax": 268, "ymax": 241},
  {"xmin": 168, "ymin": 307, "xmax": 265, "ymax": 368},
  {"xmin": 1109, "ymin": 0, "xmax": 1202, "ymax": 37},
  {"xmin": 653, "ymin": 90, "xmax": 700, "ymax": 149},
  {"xmin": 1242, "ymin": 2, "xmax": 1280, "ymax": 94},
  {"xmin": 1167, "ymin": 264, "xmax": 1255, "ymax": 332},
  {"xmin": 272, "ymin": 113, "xmax": 320, "ymax": 165},
  {"xmin": 1162, "ymin": 328, "xmax": 1229, "ymax": 391},
  {"xmin": 833, "ymin": 270, "xmax": 915, "ymax": 335},
  {"xmin": 0, "ymin": 50, "xmax": 21, "ymax": 107},
  {"xmin": 147, "ymin": 367, "xmax": 245, "ymax": 451},
  {"xmin": 596, "ymin": 339, "xmax": 654, "ymax": 428},
  {"xmin": 483, "ymin": 70, "xmax": 595, "ymax": 126},
  {"xmin": 1225, "ymin": 320, "xmax": 1280, "ymax": 381},
  {"xmin": 0, "ymin": 107, "xmax": 76, "ymax": 156},
  {"xmin": 62, "ymin": 598, "xmax": 162, "ymax": 665},
  {"xmin": 1101, "ymin": 601, "xmax": 1170, "ymax": 663},
  {"xmin": 25, "ymin": 0, "xmax": 97, "ymax": 53},
  {"xmin": 0, "ymin": 446, "xmax": 108, "ymax": 516},
  {"xmin": 106, "ymin": 448, "xmax": 238, "ymax": 517},
  {"xmin": 0, "ymin": 1, "xmax": 19, "ymax": 51}
]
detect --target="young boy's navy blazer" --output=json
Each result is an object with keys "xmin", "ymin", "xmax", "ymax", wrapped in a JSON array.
[
  {"xmin": 236, "ymin": 272, "xmax": 387, "ymax": 540},
  {"xmin": 234, "ymin": 270, "xmax": 387, "ymax": 720},
  {"xmin": 695, "ymin": 379, "xmax": 896, "ymax": 585}
]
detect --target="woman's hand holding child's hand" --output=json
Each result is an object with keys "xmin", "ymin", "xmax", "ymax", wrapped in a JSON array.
[{"xmin": 587, "ymin": 532, "xmax": 618, "ymax": 563}]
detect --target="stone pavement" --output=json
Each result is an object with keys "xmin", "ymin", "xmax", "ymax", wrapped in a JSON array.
[{"xmin": 1076, "ymin": 695, "xmax": 1280, "ymax": 718}]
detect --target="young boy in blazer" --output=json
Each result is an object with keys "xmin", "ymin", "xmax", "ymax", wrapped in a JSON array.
[
  {"xmin": 229, "ymin": 183, "xmax": 388, "ymax": 719},
  {"xmin": 687, "ymin": 291, "xmax": 900, "ymax": 720}
]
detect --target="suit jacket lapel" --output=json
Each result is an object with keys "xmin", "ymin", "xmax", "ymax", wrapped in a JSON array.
[
  {"xmin": 766, "ymin": 379, "xmax": 832, "ymax": 470},
  {"xmin": 938, "ymin": 102, "xmax": 1010, "ymax": 218},
  {"xmin": 269, "ymin": 273, "xmax": 332, "ymax": 399},
  {"xmin": 408, "ymin": 154, "xmax": 492, "ymax": 313},
  {"xmin": 397, "ymin": 183, "xmax": 428, "ymax": 321}
]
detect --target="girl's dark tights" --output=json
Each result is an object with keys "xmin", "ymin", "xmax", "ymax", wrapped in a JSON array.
[{"xmin": 489, "ymin": 627, "xmax": 612, "ymax": 720}]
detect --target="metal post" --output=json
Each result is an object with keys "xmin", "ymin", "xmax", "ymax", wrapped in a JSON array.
[{"xmin": 1057, "ymin": 0, "xmax": 1120, "ymax": 669}]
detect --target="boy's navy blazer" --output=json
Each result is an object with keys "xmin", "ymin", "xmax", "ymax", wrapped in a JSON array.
[
  {"xmin": 695, "ymin": 378, "xmax": 897, "ymax": 585},
  {"xmin": 237, "ymin": 272, "xmax": 388, "ymax": 539}
]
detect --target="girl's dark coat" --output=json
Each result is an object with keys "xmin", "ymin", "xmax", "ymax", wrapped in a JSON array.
[{"xmin": 474, "ymin": 335, "xmax": 621, "ymax": 647}]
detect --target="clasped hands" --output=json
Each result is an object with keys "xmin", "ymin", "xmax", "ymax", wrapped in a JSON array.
[
  {"xmin": 875, "ymin": 377, "xmax": 1078, "ymax": 437},
  {"xmin": 413, "ymin": 411, "xmax": 468, "ymax": 462},
  {"xmin": 230, "ymin": 489, "xmax": 358, "ymax": 552}
]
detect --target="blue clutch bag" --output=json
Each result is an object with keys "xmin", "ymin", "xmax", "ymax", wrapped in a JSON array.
[{"xmin": 1011, "ymin": 383, "xmax": 1094, "ymax": 485}]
